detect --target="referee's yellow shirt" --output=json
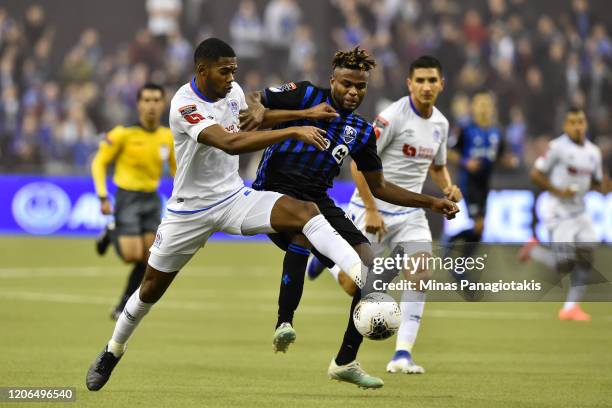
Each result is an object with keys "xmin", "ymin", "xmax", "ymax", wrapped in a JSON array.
[{"xmin": 91, "ymin": 124, "xmax": 176, "ymax": 197}]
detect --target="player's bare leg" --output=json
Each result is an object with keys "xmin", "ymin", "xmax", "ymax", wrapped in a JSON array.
[
  {"xmin": 86, "ymin": 265, "xmax": 178, "ymax": 391},
  {"xmin": 269, "ymin": 196, "xmax": 363, "ymax": 277}
]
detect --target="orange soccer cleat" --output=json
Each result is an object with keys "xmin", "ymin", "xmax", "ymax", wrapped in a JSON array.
[
  {"xmin": 558, "ymin": 304, "xmax": 591, "ymax": 321},
  {"xmin": 518, "ymin": 237, "xmax": 539, "ymax": 263}
]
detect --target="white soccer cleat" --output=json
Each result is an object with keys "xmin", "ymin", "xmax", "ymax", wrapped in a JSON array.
[
  {"xmin": 328, "ymin": 359, "xmax": 384, "ymax": 389},
  {"xmin": 272, "ymin": 322, "xmax": 296, "ymax": 353},
  {"xmin": 386, "ymin": 350, "xmax": 425, "ymax": 374}
]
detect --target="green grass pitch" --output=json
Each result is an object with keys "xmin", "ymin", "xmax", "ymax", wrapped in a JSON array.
[{"xmin": 0, "ymin": 237, "xmax": 611, "ymax": 407}]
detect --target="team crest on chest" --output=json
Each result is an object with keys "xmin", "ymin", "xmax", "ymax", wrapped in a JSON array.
[
  {"xmin": 228, "ymin": 99, "xmax": 240, "ymax": 116},
  {"xmin": 343, "ymin": 125, "xmax": 357, "ymax": 144},
  {"xmin": 433, "ymin": 129, "xmax": 441, "ymax": 143}
]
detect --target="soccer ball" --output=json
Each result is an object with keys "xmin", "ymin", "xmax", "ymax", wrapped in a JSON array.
[{"xmin": 352, "ymin": 292, "xmax": 401, "ymax": 340}]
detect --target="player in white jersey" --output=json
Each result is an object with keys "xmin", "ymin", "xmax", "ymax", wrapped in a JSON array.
[
  {"xmin": 519, "ymin": 107, "xmax": 609, "ymax": 321},
  {"xmin": 308, "ymin": 56, "xmax": 462, "ymax": 374},
  {"xmin": 85, "ymin": 38, "xmax": 385, "ymax": 391}
]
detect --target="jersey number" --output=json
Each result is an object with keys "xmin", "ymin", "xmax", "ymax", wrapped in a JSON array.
[
  {"xmin": 184, "ymin": 113, "xmax": 205, "ymax": 124},
  {"xmin": 331, "ymin": 145, "xmax": 349, "ymax": 164}
]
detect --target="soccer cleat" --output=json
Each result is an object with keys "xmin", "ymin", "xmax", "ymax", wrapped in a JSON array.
[
  {"xmin": 95, "ymin": 223, "xmax": 115, "ymax": 256},
  {"xmin": 306, "ymin": 256, "xmax": 327, "ymax": 280},
  {"xmin": 558, "ymin": 305, "xmax": 591, "ymax": 321},
  {"xmin": 386, "ymin": 350, "xmax": 425, "ymax": 374},
  {"xmin": 272, "ymin": 322, "xmax": 296, "ymax": 353},
  {"xmin": 328, "ymin": 359, "xmax": 384, "ymax": 389},
  {"xmin": 86, "ymin": 345, "xmax": 123, "ymax": 391},
  {"xmin": 518, "ymin": 237, "xmax": 539, "ymax": 263}
]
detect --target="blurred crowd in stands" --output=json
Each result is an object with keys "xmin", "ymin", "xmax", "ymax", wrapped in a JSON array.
[{"xmin": 0, "ymin": 0, "xmax": 609, "ymax": 178}]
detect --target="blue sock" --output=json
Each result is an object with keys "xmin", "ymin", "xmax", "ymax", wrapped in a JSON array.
[{"xmin": 392, "ymin": 350, "xmax": 412, "ymax": 361}]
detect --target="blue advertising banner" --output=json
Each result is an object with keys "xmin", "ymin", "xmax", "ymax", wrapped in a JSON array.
[{"xmin": 1, "ymin": 175, "xmax": 610, "ymax": 242}]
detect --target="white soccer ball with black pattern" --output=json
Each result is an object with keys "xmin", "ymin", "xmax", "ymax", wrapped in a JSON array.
[{"xmin": 352, "ymin": 292, "xmax": 401, "ymax": 340}]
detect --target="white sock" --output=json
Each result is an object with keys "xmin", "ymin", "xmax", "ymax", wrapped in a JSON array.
[
  {"xmin": 396, "ymin": 290, "xmax": 426, "ymax": 353},
  {"xmin": 108, "ymin": 287, "xmax": 154, "ymax": 356},
  {"xmin": 328, "ymin": 265, "xmax": 341, "ymax": 282},
  {"xmin": 302, "ymin": 214, "xmax": 361, "ymax": 277},
  {"xmin": 563, "ymin": 286, "xmax": 586, "ymax": 310},
  {"xmin": 530, "ymin": 245, "xmax": 557, "ymax": 269}
]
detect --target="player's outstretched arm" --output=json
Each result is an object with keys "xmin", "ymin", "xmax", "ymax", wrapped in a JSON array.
[
  {"xmin": 428, "ymin": 164, "xmax": 462, "ymax": 202},
  {"xmin": 530, "ymin": 168, "xmax": 575, "ymax": 198},
  {"xmin": 197, "ymin": 124, "xmax": 327, "ymax": 155},
  {"xmin": 360, "ymin": 169, "xmax": 459, "ymax": 219},
  {"xmin": 350, "ymin": 161, "xmax": 387, "ymax": 240},
  {"xmin": 242, "ymin": 91, "xmax": 338, "ymax": 129}
]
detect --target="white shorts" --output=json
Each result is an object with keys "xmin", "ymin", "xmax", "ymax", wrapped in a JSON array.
[
  {"xmin": 347, "ymin": 204, "xmax": 433, "ymax": 256},
  {"xmin": 548, "ymin": 213, "xmax": 597, "ymax": 262},
  {"xmin": 148, "ymin": 187, "xmax": 283, "ymax": 272},
  {"xmin": 548, "ymin": 213, "xmax": 597, "ymax": 244}
]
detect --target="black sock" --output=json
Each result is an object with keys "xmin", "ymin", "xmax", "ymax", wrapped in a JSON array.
[
  {"xmin": 460, "ymin": 229, "xmax": 482, "ymax": 258},
  {"xmin": 117, "ymin": 262, "xmax": 146, "ymax": 310},
  {"xmin": 276, "ymin": 244, "xmax": 310, "ymax": 328},
  {"xmin": 335, "ymin": 289, "xmax": 363, "ymax": 366}
]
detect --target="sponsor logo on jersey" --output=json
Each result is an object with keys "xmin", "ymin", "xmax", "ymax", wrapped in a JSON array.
[
  {"xmin": 268, "ymin": 82, "xmax": 297, "ymax": 93},
  {"xmin": 179, "ymin": 104, "xmax": 197, "ymax": 116},
  {"xmin": 403, "ymin": 143, "xmax": 434, "ymax": 160},
  {"xmin": 228, "ymin": 99, "xmax": 240, "ymax": 116},
  {"xmin": 343, "ymin": 125, "xmax": 357, "ymax": 144},
  {"xmin": 567, "ymin": 165, "xmax": 592, "ymax": 176},
  {"xmin": 331, "ymin": 144, "xmax": 349, "ymax": 164},
  {"xmin": 373, "ymin": 116, "xmax": 389, "ymax": 139}
]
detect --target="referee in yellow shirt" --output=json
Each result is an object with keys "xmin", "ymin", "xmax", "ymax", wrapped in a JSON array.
[{"xmin": 91, "ymin": 83, "xmax": 176, "ymax": 320}]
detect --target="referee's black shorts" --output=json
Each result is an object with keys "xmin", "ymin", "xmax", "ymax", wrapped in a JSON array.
[{"xmin": 114, "ymin": 188, "xmax": 162, "ymax": 236}]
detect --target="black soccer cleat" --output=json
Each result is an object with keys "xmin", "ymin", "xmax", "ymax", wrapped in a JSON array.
[
  {"xmin": 86, "ymin": 345, "xmax": 123, "ymax": 391},
  {"xmin": 95, "ymin": 224, "xmax": 114, "ymax": 256}
]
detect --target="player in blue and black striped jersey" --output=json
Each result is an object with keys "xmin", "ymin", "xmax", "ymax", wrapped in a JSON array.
[
  {"xmin": 244, "ymin": 47, "xmax": 459, "ymax": 388},
  {"xmin": 446, "ymin": 91, "xmax": 517, "ymax": 260}
]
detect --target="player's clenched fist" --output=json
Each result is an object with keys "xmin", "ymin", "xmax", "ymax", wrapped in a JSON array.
[
  {"xmin": 291, "ymin": 126, "xmax": 328, "ymax": 151},
  {"xmin": 443, "ymin": 184, "xmax": 462, "ymax": 202},
  {"xmin": 430, "ymin": 198, "xmax": 459, "ymax": 220}
]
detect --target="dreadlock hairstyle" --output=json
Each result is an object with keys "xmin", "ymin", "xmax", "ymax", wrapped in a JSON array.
[{"xmin": 332, "ymin": 46, "xmax": 377, "ymax": 71}]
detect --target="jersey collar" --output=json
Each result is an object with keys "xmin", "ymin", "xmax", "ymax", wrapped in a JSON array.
[
  {"xmin": 326, "ymin": 93, "xmax": 354, "ymax": 117},
  {"xmin": 409, "ymin": 96, "xmax": 433, "ymax": 119},
  {"xmin": 190, "ymin": 77, "xmax": 216, "ymax": 103}
]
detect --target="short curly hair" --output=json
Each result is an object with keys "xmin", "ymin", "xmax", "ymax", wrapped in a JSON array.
[{"xmin": 332, "ymin": 46, "xmax": 376, "ymax": 71}]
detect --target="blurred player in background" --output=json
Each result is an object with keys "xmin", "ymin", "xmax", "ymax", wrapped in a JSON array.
[
  {"xmin": 519, "ymin": 107, "xmax": 608, "ymax": 321},
  {"xmin": 86, "ymin": 38, "xmax": 389, "ymax": 392},
  {"xmin": 308, "ymin": 56, "xmax": 462, "ymax": 375},
  {"xmin": 246, "ymin": 49, "xmax": 459, "ymax": 388},
  {"xmin": 91, "ymin": 83, "xmax": 176, "ymax": 320},
  {"xmin": 444, "ymin": 91, "xmax": 517, "ymax": 262}
]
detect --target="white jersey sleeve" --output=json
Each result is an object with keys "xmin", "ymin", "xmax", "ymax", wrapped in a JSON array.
[
  {"xmin": 593, "ymin": 148, "xmax": 603, "ymax": 183},
  {"xmin": 433, "ymin": 119, "xmax": 449, "ymax": 166},
  {"xmin": 534, "ymin": 140, "xmax": 560, "ymax": 174},
  {"xmin": 236, "ymin": 82, "xmax": 248, "ymax": 111},
  {"xmin": 373, "ymin": 101, "xmax": 400, "ymax": 154},
  {"xmin": 170, "ymin": 97, "xmax": 217, "ymax": 142}
]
